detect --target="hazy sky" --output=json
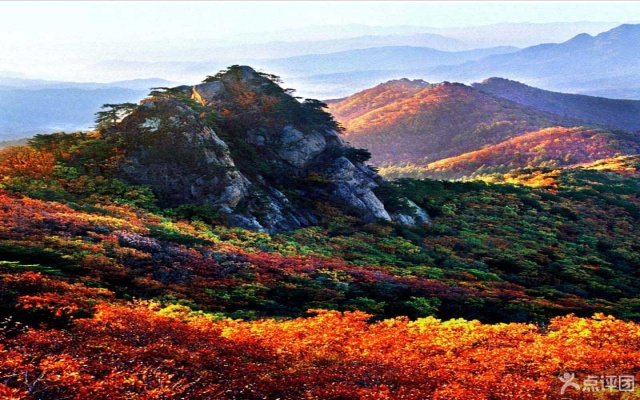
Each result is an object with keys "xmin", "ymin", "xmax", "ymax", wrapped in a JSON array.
[
  {"xmin": 3, "ymin": 1, "xmax": 638, "ymax": 39},
  {"xmin": 1, "ymin": 1, "xmax": 638, "ymax": 80}
]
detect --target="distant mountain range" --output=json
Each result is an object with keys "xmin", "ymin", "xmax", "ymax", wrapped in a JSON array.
[
  {"xmin": 214, "ymin": 21, "xmax": 619, "ymax": 50},
  {"xmin": 0, "ymin": 78, "xmax": 178, "ymax": 139},
  {"xmin": 275, "ymin": 23, "xmax": 640, "ymax": 99},
  {"xmin": 84, "ymin": 45, "xmax": 520, "ymax": 98},
  {"xmin": 429, "ymin": 24, "xmax": 640, "ymax": 99},
  {"xmin": 0, "ymin": 87, "xmax": 148, "ymax": 139},
  {"xmin": 78, "ymin": 21, "xmax": 620, "ymax": 81},
  {"xmin": 196, "ymin": 31, "xmax": 472, "ymax": 60},
  {"xmin": 473, "ymin": 78, "xmax": 640, "ymax": 132},
  {"xmin": 79, "ymin": 23, "xmax": 639, "ymax": 98},
  {"xmin": 253, "ymin": 46, "xmax": 519, "ymax": 77},
  {"xmin": 0, "ymin": 77, "xmax": 177, "ymax": 91},
  {"xmin": 328, "ymin": 78, "xmax": 640, "ymax": 180}
]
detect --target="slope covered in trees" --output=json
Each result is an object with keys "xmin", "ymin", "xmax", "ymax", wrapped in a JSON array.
[
  {"xmin": 329, "ymin": 78, "xmax": 640, "ymax": 181},
  {"xmin": 2, "ymin": 126, "xmax": 640, "ymax": 322},
  {"xmin": 380, "ymin": 127, "xmax": 640, "ymax": 180},
  {"xmin": 2, "ymin": 150, "xmax": 640, "ymax": 396}
]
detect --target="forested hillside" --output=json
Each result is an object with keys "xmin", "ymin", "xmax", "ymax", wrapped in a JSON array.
[
  {"xmin": 380, "ymin": 127, "xmax": 640, "ymax": 180},
  {"xmin": 330, "ymin": 78, "xmax": 640, "ymax": 182}
]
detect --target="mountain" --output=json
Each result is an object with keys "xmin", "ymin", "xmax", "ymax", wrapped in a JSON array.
[
  {"xmin": 0, "ymin": 76, "xmax": 177, "ymax": 91},
  {"xmin": 84, "ymin": 45, "xmax": 519, "ymax": 98},
  {"xmin": 473, "ymin": 78, "xmax": 640, "ymax": 132},
  {"xmin": 327, "ymin": 79, "xmax": 582, "ymax": 165},
  {"xmin": 189, "ymin": 32, "xmax": 472, "ymax": 61},
  {"xmin": 278, "ymin": 70, "xmax": 410, "ymax": 100},
  {"xmin": 426, "ymin": 21, "xmax": 623, "ymax": 48},
  {"xmin": 429, "ymin": 24, "xmax": 640, "ymax": 99}
]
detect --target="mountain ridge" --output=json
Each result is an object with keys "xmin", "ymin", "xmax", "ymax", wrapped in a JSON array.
[
  {"xmin": 408, "ymin": 127, "xmax": 640, "ymax": 180},
  {"xmin": 253, "ymin": 45, "xmax": 520, "ymax": 77}
]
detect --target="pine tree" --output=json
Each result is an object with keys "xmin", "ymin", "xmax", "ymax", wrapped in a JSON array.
[{"xmin": 94, "ymin": 103, "xmax": 137, "ymax": 129}]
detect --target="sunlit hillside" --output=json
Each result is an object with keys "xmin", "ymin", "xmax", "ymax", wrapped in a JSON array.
[
  {"xmin": 379, "ymin": 127, "xmax": 640, "ymax": 180},
  {"xmin": 328, "ymin": 80, "xmax": 581, "ymax": 165}
]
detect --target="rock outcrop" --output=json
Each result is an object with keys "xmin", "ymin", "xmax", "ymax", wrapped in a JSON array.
[{"xmin": 113, "ymin": 65, "xmax": 428, "ymax": 232}]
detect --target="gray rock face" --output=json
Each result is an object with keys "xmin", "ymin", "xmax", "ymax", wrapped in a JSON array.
[
  {"xmin": 322, "ymin": 129, "xmax": 346, "ymax": 148},
  {"xmin": 391, "ymin": 199, "xmax": 432, "ymax": 225},
  {"xmin": 192, "ymin": 81, "xmax": 224, "ymax": 106},
  {"xmin": 327, "ymin": 157, "xmax": 391, "ymax": 222},
  {"xmin": 275, "ymin": 126, "xmax": 326, "ymax": 169}
]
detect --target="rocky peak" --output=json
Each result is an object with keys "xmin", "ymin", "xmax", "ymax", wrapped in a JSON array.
[
  {"xmin": 191, "ymin": 66, "xmax": 283, "ymax": 107},
  {"xmin": 382, "ymin": 78, "xmax": 431, "ymax": 90},
  {"xmin": 113, "ymin": 66, "xmax": 429, "ymax": 232}
]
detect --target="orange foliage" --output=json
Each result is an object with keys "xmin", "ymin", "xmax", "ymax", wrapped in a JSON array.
[
  {"xmin": 1, "ymin": 301, "xmax": 638, "ymax": 399},
  {"xmin": 0, "ymin": 146, "xmax": 56, "ymax": 180},
  {"xmin": 580, "ymin": 156, "xmax": 640, "ymax": 176}
]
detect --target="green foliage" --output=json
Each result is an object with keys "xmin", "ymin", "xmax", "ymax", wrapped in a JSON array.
[
  {"xmin": 202, "ymin": 65, "xmax": 244, "ymax": 83},
  {"xmin": 0, "ymin": 260, "xmax": 64, "ymax": 276},
  {"xmin": 300, "ymin": 99, "xmax": 345, "ymax": 133},
  {"xmin": 94, "ymin": 103, "xmax": 137, "ymax": 130},
  {"xmin": 402, "ymin": 296, "xmax": 441, "ymax": 318},
  {"xmin": 372, "ymin": 183, "xmax": 411, "ymax": 213},
  {"xmin": 345, "ymin": 297, "xmax": 386, "ymax": 315},
  {"xmin": 0, "ymin": 244, "xmax": 80, "ymax": 275},
  {"xmin": 163, "ymin": 203, "xmax": 227, "ymax": 225}
]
